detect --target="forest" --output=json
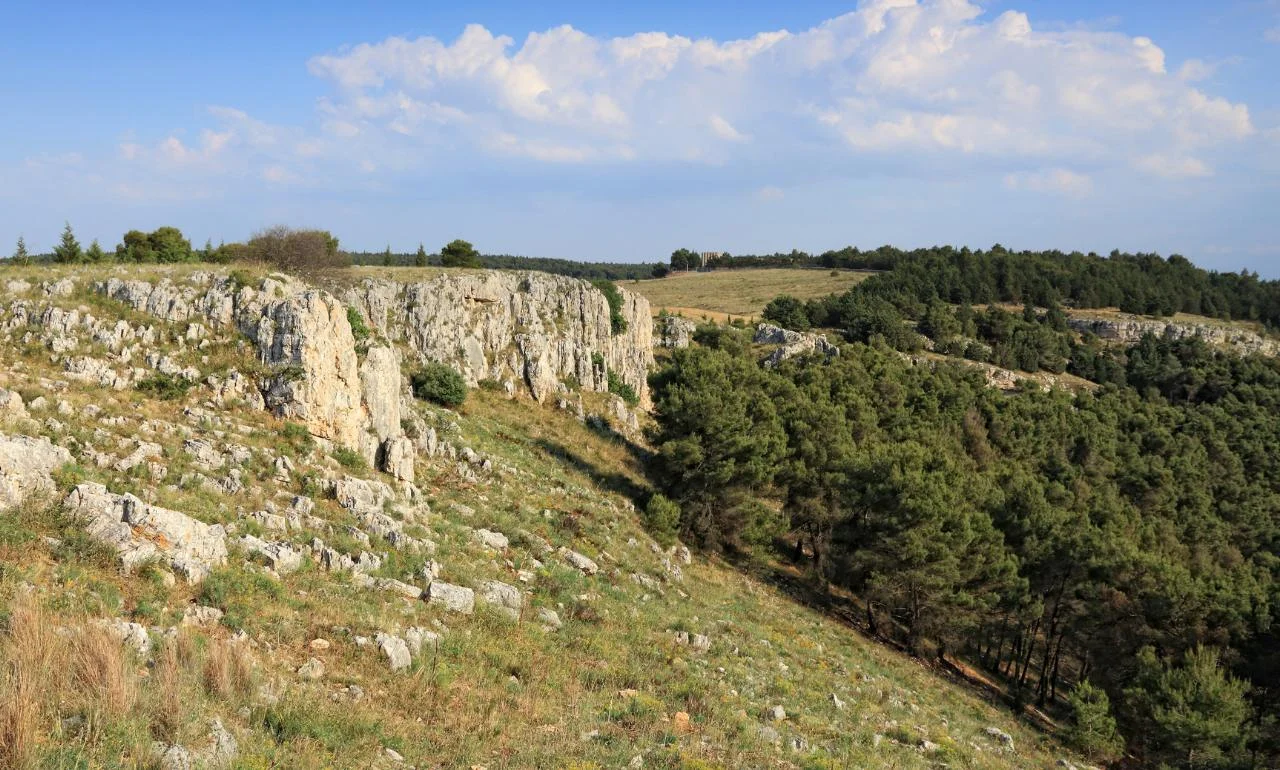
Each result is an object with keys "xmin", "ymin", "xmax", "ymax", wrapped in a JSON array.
[{"xmin": 646, "ymin": 324, "xmax": 1280, "ymax": 768}]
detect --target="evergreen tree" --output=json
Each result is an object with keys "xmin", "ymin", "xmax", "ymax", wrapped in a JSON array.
[
  {"xmin": 53, "ymin": 222, "xmax": 82, "ymax": 263},
  {"xmin": 414, "ymin": 243, "xmax": 428, "ymax": 267},
  {"xmin": 84, "ymin": 238, "xmax": 106, "ymax": 263},
  {"xmin": 1062, "ymin": 680, "xmax": 1123, "ymax": 762},
  {"xmin": 440, "ymin": 239, "xmax": 482, "ymax": 268},
  {"xmin": 1124, "ymin": 646, "xmax": 1251, "ymax": 768},
  {"xmin": 383, "ymin": 245, "xmax": 393, "ymax": 267},
  {"xmin": 11, "ymin": 236, "xmax": 30, "ymax": 266}
]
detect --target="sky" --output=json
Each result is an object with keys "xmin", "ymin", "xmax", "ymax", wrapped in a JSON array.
[{"xmin": 2, "ymin": 0, "xmax": 1278, "ymax": 274}]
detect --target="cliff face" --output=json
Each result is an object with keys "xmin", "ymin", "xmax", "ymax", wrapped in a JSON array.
[
  {"xmin": 344, "ymin": 272, "xmax": 653, "ymax": 407},
  {"xmin": 96, "ymin": 270, "xmax": 654, "ymax": 450},
  {"xmin": 1068, "ymin": 316, "xmax": 1279, "ymax": 357}
]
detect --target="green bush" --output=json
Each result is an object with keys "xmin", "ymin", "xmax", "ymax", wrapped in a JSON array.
[
  {"xmin": 644, "ymin": 494, "xmax": 682, "ymax": 545},
  {"xmin": 607, "ymin": 371, "xmax": 639, "ymax": 406},
  {"xmin": 332, "ymin": 446, "xmax": 367, "ymax": 472},
  {"xmin": 591, "ymin": 279, "xmax": 629, "ymax": 335},
  {"xmin": 411, "ymin": 363, "xmax": 468, "ymax": 407},
  {"xmin": 346, "ymin": 306, "xmax": 370, "ymax": 341},
  {"xmin": 135, "ymin": 373, "xmax": 193, "ymax": 401}
]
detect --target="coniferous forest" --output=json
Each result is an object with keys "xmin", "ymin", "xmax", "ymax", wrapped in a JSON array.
[{"xmin": 648, "ymin": 321, "xmax": 1280, "ymax": 768}]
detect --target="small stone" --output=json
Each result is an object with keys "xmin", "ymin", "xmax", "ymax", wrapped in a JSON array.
[
  {"xmin": 830, "ymin": 693, "xmax": 846, "ymax": 710},
  {"xmin": 309, "ymin": 638, "xmax": 331, "ymax": 651},
  {"xmin": 426, "ymin": 581, "xmax": 475, "ymax": 614},
  {"xmin": 765, "ymin": 705, "xmax": 786, "ymax": 722},
  {"xmin": 673, "ymin": 711, "xmax": 691, "ymax": 734},
  {"xmin": 297, "ymin": 658, "xmax": 325, "ymax": 680},
  {"xmin": 384, "ymin": 747, "xmax": 405, "ymax": 762}
]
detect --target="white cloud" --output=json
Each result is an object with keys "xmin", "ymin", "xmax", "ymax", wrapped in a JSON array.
[
  {"xmin": 755, "ymin": 185, "xmax": 785, "ymax": 201},
  {"xmin": 1134, "ymin": 154, "xmax": 1212, "ymax": 179},
  {"xmin": 708, "ymin": 114, "xmax": 748, "ymax": 142},
  {"xmin": 39, "ymin": 0, "xmax": 1258, "ymax": 206},
  {"xmin": 1265, "ymin": 27, "xmax": 1280, "ymax": 43},
  {"xmin": 1004, "ymin": 168, "xmax": 1094, "ymax": 197},
  {"xmin": 295, "ymin": 0, "xmax": 1250, "ymax": 180}
]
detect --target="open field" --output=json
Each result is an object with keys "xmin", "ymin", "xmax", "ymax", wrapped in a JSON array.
[{"xmin": 630, "ymin": 268, "xmax": 874, "ymax": 319}]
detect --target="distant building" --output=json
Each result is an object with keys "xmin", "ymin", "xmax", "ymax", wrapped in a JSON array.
[{"xmin": 698, "ymin": 251, "xmax": 724, "ymax": 268}]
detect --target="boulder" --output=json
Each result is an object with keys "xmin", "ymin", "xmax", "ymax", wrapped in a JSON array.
[
  {"xmin": 476, "ymin": 579, "xmax": 522, "ymax": 620},
  {"xmin": 255, "ymin": 290, "xmax": 364, "ymax": 448},
  {"xmin": 560, "ymin": 548, "xmax": 599, "ymax": 575},
  {"xmin": 379, "ymin": 436, "xmax": 415, "ymax": 483},
  {"xmin": 0, "ymin": 434, "xmax": 72, "ymax": 509},
  {"xmin": 655, "ymin": 315, "xmax": 697, "ymax": 349},
  {"xmin": 375, "ymin": 633, "xmax": 412, "ymax": 671},
  {"xmin": 425, "ymin": 581, "xmax": 474, "ymax": 614},
  {"xmin": 474, "ymin": 528, "xmax": 509, "ymax": 550},
  {"xmin": 64, "ymin": 482, "xmax": 228, "ymax": 582}
]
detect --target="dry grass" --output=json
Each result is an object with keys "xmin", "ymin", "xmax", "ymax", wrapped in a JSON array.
[
  {"xmin": 203, "ymin": 638, "xmax": 255, "ymax": 699},
  {"xmin": 0, "ymin": 593, "xmax": 55, "ymax": 769},
  {"xmin": 630, "ymin": 268, "xmax": 873, "ymax": 318}
]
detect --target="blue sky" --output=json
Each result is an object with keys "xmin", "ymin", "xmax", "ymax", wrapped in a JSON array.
[{"xmin": 2, "ymin": 0, "xmax": 1278, "ymax": 273}]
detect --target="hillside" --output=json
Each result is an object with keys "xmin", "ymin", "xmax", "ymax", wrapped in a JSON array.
[{"xmin": 0, "ymin": 264, "xmax": 1087, "ymax": 769}]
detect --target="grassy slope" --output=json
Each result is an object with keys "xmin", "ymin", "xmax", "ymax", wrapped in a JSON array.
[
  {"xmin": 630, "ymin": 269, "xmax": 873, "ymax": 321},
  {"xmin": 0, "ymin": 265, "xmax": 1080, "ymax": 769}
]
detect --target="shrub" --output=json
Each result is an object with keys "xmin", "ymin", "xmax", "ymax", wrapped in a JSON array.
[
  {"xmin": 331, "ymin": 446, "xmax": 367, "ymax": 472},
  {"xmin": 346, "ymin": 306, "xmax": 370, "ymax": 342},
  {"xmin": 135, "ymin": 373, "xmax": 193, "ymax": 401},
  {"xmin": 411, "ymin": 363, "xmax": 467, "ymax": 408},
  {"xmin": 591, "ymin": 279, "xmax": 629, "ymax": 335},
  {"xmin": 607, "ymin": 371, "xmax": 639, "ymax": 406},
  {"xmin": 246, "ymin": 225, "xmax": 348, "ymax": 274},
  {"xmin": 644, "ymin": 494, "xmax": 682, "ymax": 545}
]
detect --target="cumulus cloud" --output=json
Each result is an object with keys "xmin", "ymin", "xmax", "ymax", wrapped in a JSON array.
[
  {"xmin": 1265, "ymin": 27, "xmax": 1280, "ymax": 43},
  {"xmin": 297, "ymin": 0, "xmax": 1250, "ymax": 179},
  {"xmin": 48, "ymin": 0, "xmax": 1256, "ymax": 203}
]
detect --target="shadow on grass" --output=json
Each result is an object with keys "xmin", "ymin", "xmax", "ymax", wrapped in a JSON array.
[{"xmin": 533, "ymin": 437, "xmax": 653, "ymax": 506}]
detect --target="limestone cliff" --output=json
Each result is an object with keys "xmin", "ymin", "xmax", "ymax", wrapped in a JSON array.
[
  {"xmin": 95, "ymin": 269, "xmax": 655, "ymax": 446},
  {"xmin": 344, "ymin": 272, "xmax": 653, "ymax": 407}
]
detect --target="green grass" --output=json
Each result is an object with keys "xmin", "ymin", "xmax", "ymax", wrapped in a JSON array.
[{"xmin": 631, "ymin": 268, "xmax": 873, "ymax": 320}]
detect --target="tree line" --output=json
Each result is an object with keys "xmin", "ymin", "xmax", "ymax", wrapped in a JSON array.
[
  {"xmin": 750, "ymin": 244, "xmax": 1280, "ymax": 330},
  {"xmin": 646, "ymin": 329, "xmax": 1280, "ymax": 768}
]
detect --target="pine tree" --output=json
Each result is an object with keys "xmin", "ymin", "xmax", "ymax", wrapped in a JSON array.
[
  {"xmin": 53, "ymin": 222, "xmax": 83, "ymax": 263},
  {"xmin": 11, "ymin": 236, "xmax": 30, "ymax": 266},
  {"xmin": 1063, "ymin": 680, "xmax": 1123, "ymax": 762},
  {"xmin": 1125, "ymin": 645, "xmax": 1251, "ymax": 768},
  {"xmin": 383, "ymin": 245, "xmax": 393, "ymax": 267},
  {"xmin": 414, "ymin": 243, "xmax": 428, "ymax": 268},
  {"xmin": 84, "ymin": 238, "xmax": 106, "ymax": 263}
]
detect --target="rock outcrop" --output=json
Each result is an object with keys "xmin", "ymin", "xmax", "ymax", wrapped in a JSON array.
[
  {"xmin": 754, "ymin": 324, "xmax": 839, "ymax": 368},
  {"xmin": 64, "ymin": 482, "xmax": 228, "ymax": 582},
  {"xmin": 344, "ymin": 272, "xmax": 653, "ymax": 406},
  {"xmin": 1068, "ymin": 315, "xmax": 1280, "ymax": 357},
  {"xmin": 655, "ymin": 315, "xmax": 697, "ymax": 349},
  {"xmin": 255, "ymin": 290, "xmax": 366, "ymax": 448},
  {"xmin": 0, "ymin": 434, "xmax": 73, "ymax": 509}
]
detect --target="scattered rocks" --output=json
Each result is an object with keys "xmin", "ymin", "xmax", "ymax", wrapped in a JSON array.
[{"xmin": 765, "ymin": 705, "xmax": 787, "ymax": 722}]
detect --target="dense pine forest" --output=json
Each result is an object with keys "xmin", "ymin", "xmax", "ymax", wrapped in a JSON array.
[{"xmin": 647, "ymin": 324, "xmax": 1280, "ymax": 767}]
